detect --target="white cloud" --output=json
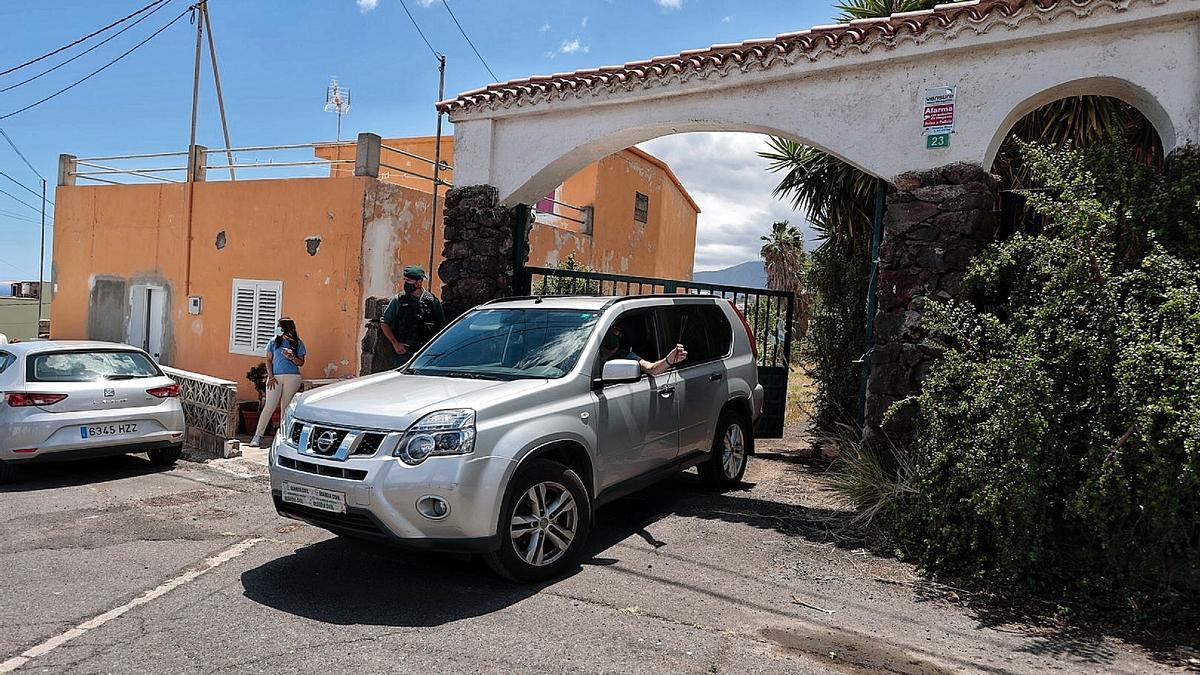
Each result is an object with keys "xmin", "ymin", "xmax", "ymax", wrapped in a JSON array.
[
  {"xmin": 538, "ymin": 22, "xmax": 551, "ymax": 33},
  {"xmin": 415, "ymin": 0, "xmax": 436, "ymax": 6},
  {"xmin": 557, "ymin": 38, "xmax": 588, "ymax": 55},
  {"xmin": 356, "ymin": 0, "xmax": 379, "ymax": 12},
  {"xmin": 722, "ymin": 15, "xmax": 731, "ymax": 23},
  {"xmin": 581, "ymin": 16, "xmax": 589, "ymax": 27},
  {"xmin": 638, "ymin": 133, "xmax": 813, "ymax": 272},
  {"xmin": 656, "ymin": 0, "xmax": 683, "ymax": 9}
]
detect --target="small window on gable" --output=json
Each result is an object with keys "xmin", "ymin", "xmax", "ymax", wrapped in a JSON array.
[
  {"xmin": 634, "ymin": 192, "xmax": 649, "ymax": 223},
  {"xmin": 229, "ymin": 279, "xmax": 283, "ymax": 356}
]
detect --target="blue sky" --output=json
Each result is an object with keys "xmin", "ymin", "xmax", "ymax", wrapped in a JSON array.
[{"xmin": 0, "ymin": 0, "xmax": 844, "ymax": 279}]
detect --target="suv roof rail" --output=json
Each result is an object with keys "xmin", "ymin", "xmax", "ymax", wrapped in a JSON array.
[{"xmin": 478, "ymin": 294, "xmax": 730, "ymax": 309}]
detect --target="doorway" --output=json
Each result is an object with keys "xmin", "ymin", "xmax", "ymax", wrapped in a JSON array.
[{"xmin": 127, "ymin": 284, "xmax": 167, "ymax": 363}]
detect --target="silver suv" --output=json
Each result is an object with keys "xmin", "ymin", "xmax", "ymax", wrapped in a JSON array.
[{"xmin": 269, "ymin": 295, "xmax": 763, "ymax": 581}]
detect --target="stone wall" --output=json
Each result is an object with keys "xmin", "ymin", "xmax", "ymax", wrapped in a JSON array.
[
  {"xmin": 865, "ymin": 163, "xmax": 999, "ymax": 444},
  {"xmin": 359, "ymin": 296, "xmax": 395, "ymax": 376},
  {"xmin": 437, "ymin": 185, "xmax": 532, "ymax": 321}
]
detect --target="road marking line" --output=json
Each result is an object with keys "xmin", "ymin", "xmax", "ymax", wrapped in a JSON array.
[{"xmin": 0, "ymin": 538, "xmax": 264, "ymax": 673}]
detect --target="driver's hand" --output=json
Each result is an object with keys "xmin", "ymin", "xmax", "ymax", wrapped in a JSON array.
[
  {"xmin": 394, "ymin": 342, "xmax": 408, "ymax": 355},
  {"xmin": 668, "ymin": 344, "xmax": 688, "ymax": 365}
]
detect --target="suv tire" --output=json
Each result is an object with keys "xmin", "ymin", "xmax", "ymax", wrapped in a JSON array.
[
  {"xmin": 0, "ymin": 460, "xmax": 11, "ymax": 485},
  {"xmin": 484, "ymin": 459, "xmax": 591, "ymax": 583},
  {"xmin": 698, "ymin": 409, "xmax": 750, "ymax": 488},
  {"xmin": 148, "ymin": 444, "xmax": 183, "ymax": 466}
]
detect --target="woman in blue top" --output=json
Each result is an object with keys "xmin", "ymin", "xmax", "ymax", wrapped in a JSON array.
[{"xmin": 252, "ymin": 317, "xmax": 306, "ymax": 446}]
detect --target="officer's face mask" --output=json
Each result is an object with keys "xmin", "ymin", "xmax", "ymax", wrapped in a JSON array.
[
  {"xmin": 403, "ymin": 280, "xmax": 417, "ymax": 294},
  {"xmin": 602, "ymin": 331, "xmax": 621, "ymax": 350}
]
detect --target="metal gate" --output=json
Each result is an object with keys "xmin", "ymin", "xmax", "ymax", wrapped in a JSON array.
[{"xmin": 520, "ymin": 265, "xmax": 794, "ymax": 438}]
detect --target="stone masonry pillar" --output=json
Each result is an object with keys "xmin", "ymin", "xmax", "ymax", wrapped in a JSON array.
[
  {"xmin": 437, "ymin": 185, "xmax": 532, "ymax": 321},
  {"xmin": 865, "ymin": 163, "xmax": 999, "ymax": 445}
]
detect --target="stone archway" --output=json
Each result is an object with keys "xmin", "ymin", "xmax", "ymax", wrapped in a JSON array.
[{"xmin": 434, "ymin": 0, "xmax": 1200, "ymax": 438}]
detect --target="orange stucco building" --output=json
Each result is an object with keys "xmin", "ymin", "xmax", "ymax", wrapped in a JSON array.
[{"xmin": 51, "ymin": 136, "xmax": 698, "ymax": 400}]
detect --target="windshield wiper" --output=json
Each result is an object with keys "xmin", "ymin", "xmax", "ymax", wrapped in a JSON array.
[
  {"xmin": 104, "ymin": 374, "xmax": 147, "ymax": 380},
  {"xmin": 440, "ymin": 370, "xmax": 509, "ymax": 381}
]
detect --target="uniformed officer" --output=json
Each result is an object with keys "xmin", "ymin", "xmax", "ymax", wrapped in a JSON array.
[{"xmin": 380, "ymin": 264, "xmax": 446, "ymax": 366}]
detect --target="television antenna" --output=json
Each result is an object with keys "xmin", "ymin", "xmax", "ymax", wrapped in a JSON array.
[{"xmin": 324, "ymin": 77, "xmax": 351, "ymax": 141}]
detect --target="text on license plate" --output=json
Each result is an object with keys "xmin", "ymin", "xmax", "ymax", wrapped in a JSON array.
[
  {"xmin": 80, "ymin": 423, "xmax": 138, "ymax": 439},
  {"xmin": 282, "ymin": 482, "xmax": 346, "ymax": 514}
]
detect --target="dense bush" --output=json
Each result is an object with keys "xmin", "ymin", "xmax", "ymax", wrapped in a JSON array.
[
  {"xmin": 897, "ymin": 142, "xmax": 1200, "ymax": 618},
  {"xmin": 801, "ymin": 246, "xmax": 870, "ymax": 432}
]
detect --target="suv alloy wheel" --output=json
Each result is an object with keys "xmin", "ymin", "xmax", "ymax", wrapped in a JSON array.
[
  {"xmin": 484, "ymin": 459, "xmax": 592, "ymax": 582},
  {"xmin": 698, "ymin": 409, "xmax": 750, "ymax": 487}
]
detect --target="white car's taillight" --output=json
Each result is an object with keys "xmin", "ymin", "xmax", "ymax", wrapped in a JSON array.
[
  {"xmin": 146, "ymin": 384, "xmax": 180, "ymax": 398},
  {"xmin": 5, "ymin": 392, "xmax": 68, "ymax": 407}
]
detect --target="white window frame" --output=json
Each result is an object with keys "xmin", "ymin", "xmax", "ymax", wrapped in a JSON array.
[{"xmin": 229, "ymin": 278, "xmax": 283, "ymax": 356}]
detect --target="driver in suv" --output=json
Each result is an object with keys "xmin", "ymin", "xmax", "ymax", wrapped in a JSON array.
[{"xmin": 269, "ymin": 295, "xmax": 763, "ymax": 582}]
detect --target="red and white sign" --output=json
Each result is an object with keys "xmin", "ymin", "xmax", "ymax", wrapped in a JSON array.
[{"xmin": 922, "ymin": 86, "xmax": 957, "ymax": 135}]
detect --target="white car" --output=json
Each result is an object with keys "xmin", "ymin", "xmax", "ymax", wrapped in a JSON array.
[{"xmin": 0, "ymin": 341, "xmax": 186, "ymax": 483}]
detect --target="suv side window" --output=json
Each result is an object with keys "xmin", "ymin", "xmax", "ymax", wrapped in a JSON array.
[
  {"xmin": 701, "ymin": 305, "xmax": 733, "ymax": 357},
  {"xmin": 0, "ymin": 352, "xmax": 13, "ymax": 375},
  {"xmin": 595, "ymin": 310, "xmax": 661, "ymax": 379},
  {"xmin": 658, "ymin": 304, "xmax": 731, "ymax": 365}
]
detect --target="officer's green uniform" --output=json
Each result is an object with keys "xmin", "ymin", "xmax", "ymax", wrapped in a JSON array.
[{"xmin": 382, "ymin": 266, "xmax": 446, "ymax": 366}]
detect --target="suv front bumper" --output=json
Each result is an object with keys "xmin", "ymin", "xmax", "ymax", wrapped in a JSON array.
[{"xmin": 269, "ymin": 434, "xmax": 512, "ymax": 553}]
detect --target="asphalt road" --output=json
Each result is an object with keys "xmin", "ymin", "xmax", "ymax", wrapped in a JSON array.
[{"xmin": 0, "ymin": 451, "xmax": 1180, "ymax": 674}]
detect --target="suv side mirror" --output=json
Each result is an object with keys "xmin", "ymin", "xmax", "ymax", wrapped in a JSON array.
[{"xmin": 600, "ymin": 359, "xmax": 641, "ymax": 385}]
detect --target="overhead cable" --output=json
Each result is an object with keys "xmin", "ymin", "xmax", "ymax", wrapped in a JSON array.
[
  {"xmin": 0, "ymin": 7, "xmax": 191, "ymax": 121},
  {"xmin": 1, "ymin": 0, "xmax": 173, "ymax": 94},
  {"xmin": 397, "ymin": 0, "xmax": 442, "ymax": 59},
  {"xmin": 440, "ymin": 0, "xmax": 498, "ymax": 82},
  {"xmin": 0, "ymin": 169, "xmax": 52, "ymax": 206},
  {"xmin": 0, "ymin": 128, "xmax": 44, "ymax": 180},
  {"xmin": 0, "ymin": 187, "xmax": 40, "ymax": 213},
  {"xmin": 0, "ymin": 0, "xmax": 168, "ymax": 78}
]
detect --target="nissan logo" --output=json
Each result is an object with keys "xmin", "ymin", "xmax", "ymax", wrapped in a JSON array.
[{"xmin": 314, "ymin": 430, "xmax": 340, "ymax": 454}]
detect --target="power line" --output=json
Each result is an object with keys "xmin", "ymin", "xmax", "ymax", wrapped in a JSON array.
[
  {"xmin": 396, "ymin": 0, "xmax": 441, "ymax": 59},
  {"xmin": 0, "ymin": 209, "xmax": 44, "ymax": 224},
  {"xmin": 439, "ymin": 0, "xmax": 498, "ymax": 82},
  {"xmin": 0, "ymin": 0, "xmax": 168, "ymax": 77},
  {"xmin": 0, "ymin": 187, "xmax": 40, "ymax": 213},
  {"xmin": 0, "ymin": 128, "xmax": 44, "ymax": 181},
  {"xmin": 1, "ymin": 0, "xmax": 172, "ymax": 95},
  {"xmin": 0, "ymin": 169, "xmax": 52, "ymax": 207},
  {"xmin": 0, "ymin": 6, "xmax": 191, "ymax": 121}
]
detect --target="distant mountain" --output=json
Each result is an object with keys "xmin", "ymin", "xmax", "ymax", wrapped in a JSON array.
[{"xmin": 693, "ymin": 260, "xmax": 766, "ymax": 289}]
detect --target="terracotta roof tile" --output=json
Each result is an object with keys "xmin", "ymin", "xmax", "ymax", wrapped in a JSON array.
[{"xmin": 437, "ymin": 0, "xmax": 1090, "ymax": 113}]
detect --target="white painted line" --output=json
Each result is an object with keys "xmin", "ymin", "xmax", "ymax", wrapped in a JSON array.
[{"xmin": 0, "ymin": 538, "xmax": 264, "ymax": 673}]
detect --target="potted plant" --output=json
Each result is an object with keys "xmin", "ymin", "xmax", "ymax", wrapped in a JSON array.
[{"xmin": 239, "ymin": 363, "xmax": 268, "ymax": 434}]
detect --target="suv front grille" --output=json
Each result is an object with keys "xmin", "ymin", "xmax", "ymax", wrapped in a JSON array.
[
  {"xmin": 352, "ymin": 433, "xmax": 386, "ymax": 456},
  {"xmin": 308, "ymin": 426, "xmax": 348, "ymax": 456},
  {"xmin": 278, "ymin": 456, "xmax": 367, "ymax": 481}
]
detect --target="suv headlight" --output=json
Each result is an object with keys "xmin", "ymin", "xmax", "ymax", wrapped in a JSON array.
[
  {"xmin": 282, "ymin": 397, "xmax": 300, "ymax": 443},
  {"xmin": 394, "ymin": 409, "xmax": 476, "ymax": 466}
]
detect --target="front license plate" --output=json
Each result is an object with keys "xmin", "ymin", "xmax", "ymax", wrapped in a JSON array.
[
  {"xmin": 80, "ymin": 422, "xmax": 138, "ymax": 439},
  {"xmin": 282, "ymin": 482, "xmax": 346, "ymax": 514}
]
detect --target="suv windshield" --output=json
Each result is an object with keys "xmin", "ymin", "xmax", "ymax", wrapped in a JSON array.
[
  {"xmin": 406, "ymin": 308, "xmax": 601, "ymax": 380},
  {"xmin": 27, "ymin": 350, "xmax": 161, "ymax": 383}
]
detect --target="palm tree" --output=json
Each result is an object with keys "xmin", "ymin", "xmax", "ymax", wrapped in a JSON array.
[
  {"xmin": 834, "ymin": 0, "xmax": 943, "ymax": 19},
  {"xmin": 759, "ymin": 220, "xmax": 806, "ymax": 292}
]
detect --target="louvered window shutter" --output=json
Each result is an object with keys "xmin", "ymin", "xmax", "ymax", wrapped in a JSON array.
[{"xmin": 229, "ymin": 279, "xmax": 283, "ymax": 355}]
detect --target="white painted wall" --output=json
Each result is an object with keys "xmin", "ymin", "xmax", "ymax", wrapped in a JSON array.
[{"xmin": 449, "ymin": 0, "xmax": 1200, "ymax": 204}]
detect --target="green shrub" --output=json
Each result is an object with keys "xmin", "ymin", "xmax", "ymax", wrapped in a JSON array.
[
  {"xmin": 899, "ymin": 143, "xmax": 1200, "ymax": 619},
  {"xmin": 801, "ymin": 246, "xmax": 870, "ymax": 432}
]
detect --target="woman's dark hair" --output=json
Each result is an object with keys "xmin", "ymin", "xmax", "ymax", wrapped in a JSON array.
[{"xmin": 274, "ymin": 317, "xmax": 299, "ymax": 350}]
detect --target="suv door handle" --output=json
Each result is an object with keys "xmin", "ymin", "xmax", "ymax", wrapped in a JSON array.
[
  {"xmin": 709, "ymin": 373, "xmax": 723, "ymax": 381},
  {"xmin": 658, "ymin": 386, "xmax": 675, "ymax": 398}
]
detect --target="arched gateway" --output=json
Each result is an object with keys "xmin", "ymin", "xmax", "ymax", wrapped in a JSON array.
[{"xmin": 434, "ymin": 0, "xmax": 1200, "ymax": 439}]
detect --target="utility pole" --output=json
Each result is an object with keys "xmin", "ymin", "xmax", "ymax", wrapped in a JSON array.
[
  {"xmin": 201, "ymin": 2, "xmax": 235, "ymax": 179},
  {"xmin": 37, "ymin": 178, "xmax": 45, "ymax": 335},
  {"xmin": 428, "ymin": 53, "xmax": 446, "ymax": 280},
  {"xmin": 184, "ymin": 1, "xmax": 204, "ymax": 295}
]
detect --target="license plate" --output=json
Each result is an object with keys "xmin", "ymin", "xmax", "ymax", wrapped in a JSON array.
[
  {"xmin": 80, "ymin": 422, "xmax": 138, "ymax": 439},
  {"xmin": 282, "ymin": 482, "xmax": 346, "ymax": 514}
]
